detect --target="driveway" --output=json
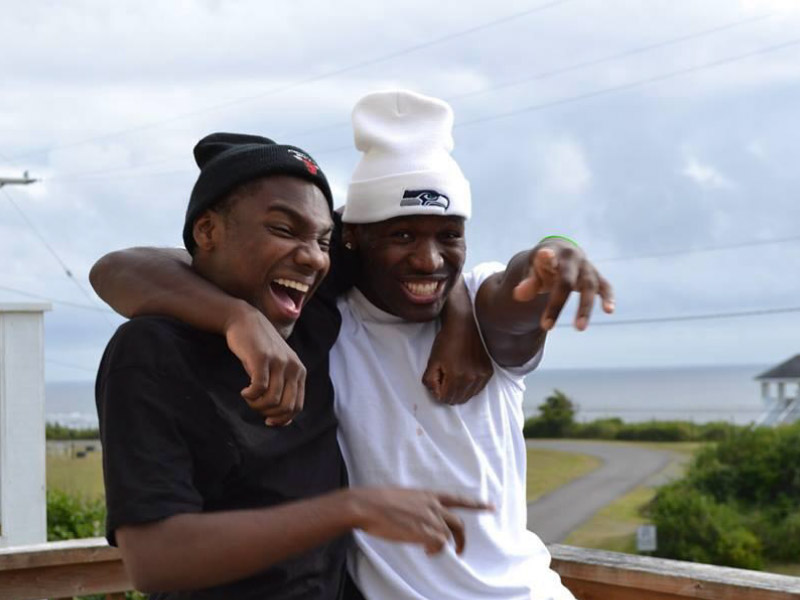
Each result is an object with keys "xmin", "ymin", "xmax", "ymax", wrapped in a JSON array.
[{"xmin": 525, "ymin": 439, "xmax": 676, "ymax": 543}]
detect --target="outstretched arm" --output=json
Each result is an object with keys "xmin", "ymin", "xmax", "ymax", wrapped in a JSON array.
[
  {"xmin": 90, "ymin": 248, "xmax": 303, "ymax": 425},
  {"xmin": 476, "ymin": 239, "xmax": 614, "ymax": 367},
  {"xmin": 118, "ymin": 487, "xmax": 490, "ymax": 593}
]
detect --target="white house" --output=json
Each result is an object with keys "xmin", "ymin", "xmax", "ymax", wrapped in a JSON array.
[{"xmin": 755, "ymin": 354, "xmax": 800, "ymax": 426}]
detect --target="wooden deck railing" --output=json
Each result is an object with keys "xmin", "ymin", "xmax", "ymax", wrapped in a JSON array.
[{"xmin": 1, "ymin": 538, "xmax": 798, "ymax": 599}]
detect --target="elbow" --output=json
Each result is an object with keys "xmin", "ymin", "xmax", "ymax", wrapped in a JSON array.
[
  {"xmin": 89, "ymin": 250, "xmax": 139, "ymax": 318},
  {"xmin": 117, "ymin": 526, "xmax": 176, "ymax": 593},
  {"xmin": 125, "ymin": 566, "xmax": 162, "ymax": 594},
  {"xmin": 121, "ymin": 552, "xmax": 170, "ymax": 593},
  {"xmin": 88, "ymin": 254, "xmax": 111, "ymax": 296},
  {"xmin": 89, "ymin": 251, "xmax": 123, "ymax": 302}
]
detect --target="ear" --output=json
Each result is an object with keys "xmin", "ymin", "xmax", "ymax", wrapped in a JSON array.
[
  {"xmin": 342, "ymin": 224, "xmax": 357, "ymax": 250},
  {"xmin": 192, "ymin": 210, "xmax": 222, "ymax": 252}
]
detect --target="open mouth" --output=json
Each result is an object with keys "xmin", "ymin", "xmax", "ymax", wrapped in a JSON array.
[
  {"xmin": 269, "ymin": 277, "xmax": 310, "ymax": 318},
  {"xmin": 401, "ymin": 280, "xmax": 445, "ymax": 303}
]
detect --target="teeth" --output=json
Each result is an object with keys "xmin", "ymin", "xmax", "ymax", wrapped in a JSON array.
[
  {"xmin": 274, "ymin": 278, "xmax": 309, "ymax": 293},
  {"xmin": 404, "ymin": 281, "xmax": 439, "ymax": 296}
]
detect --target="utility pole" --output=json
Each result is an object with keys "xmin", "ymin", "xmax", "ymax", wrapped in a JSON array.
[{"xmin": 0, "ymin": 171, "xmax": 37, "ymax": 189}]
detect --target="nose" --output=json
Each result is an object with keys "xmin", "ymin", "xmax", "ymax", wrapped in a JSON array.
[
  {"xmin": 408, "ymin": 238, "xmax": 444, "ymax": 273},
  {"xmin": 295, "ymin": 240, "xmax": 329, "ymax": 273}
]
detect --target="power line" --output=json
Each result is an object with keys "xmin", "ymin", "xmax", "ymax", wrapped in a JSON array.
[
  {"xmin": 594, "ymin": 234, "xmax": 800, "ymax": 263},
  {"xmin": 46, "ymin": 11, "xmax": 778, "ymax": 183},
  {"xmin": 9, "ymin": 0, "xmax": 576, "ymax": 162},
  {"xmin": 558, "ymin": 306, "xmax": 800, "ymax": 329},
  {"xmin": 456, "ymin": 36, "xmax": 800, "ymax": 128},
  {"xmin": 449, "ymin": 12, "xmax": 775, "ymax": 103},
  {"xmin": 1, "ymin": 188, "xmax": 116, "ymax": 327},
  {"xmin": 46, "ymin": 359, "xmax": 97, "ymax": 373},
  {"xmin": 0, "ymin": 284, "xmax": 116, "ymax": 313},
  {"xmin": 49, "ymin": 156, "xmax": 189, "ymax": 182},
  {"xmin": 283, "ymin": 11, "xmax": 776, "ymax": 141},
  {"xmin": 575, "ymin": 407, "xmax": 766, "ymax": 414},
  {"xmin": 40, "ymin": 305, "xmax": 800, "ymax": 375},
  {"xmin": 50, "ymin": 169, "xmax": 192, "ymax": 183},
  {"xmin": 289, "ymin": 36, "xmax": 800, "ymax": 157}
]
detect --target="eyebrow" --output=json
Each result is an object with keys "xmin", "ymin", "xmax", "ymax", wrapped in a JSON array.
[{"xmin": 266, "ymin": 202, "xmax": 334, "ymax": 235}]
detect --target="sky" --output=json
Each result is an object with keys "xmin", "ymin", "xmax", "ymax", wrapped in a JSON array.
[{"xmin": 1, "ymin": 0, "xmax": 799, "ymax": 382}]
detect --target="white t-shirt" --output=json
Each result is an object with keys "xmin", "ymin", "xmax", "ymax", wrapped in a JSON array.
[{"xmin": 331, "ymin": 262, "xmax": 573, "ymax": 600}]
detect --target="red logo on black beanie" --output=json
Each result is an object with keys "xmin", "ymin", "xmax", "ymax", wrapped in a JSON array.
[{"xmin": 288, "ymin": 149, "xmax": 319, "ymax": 175}]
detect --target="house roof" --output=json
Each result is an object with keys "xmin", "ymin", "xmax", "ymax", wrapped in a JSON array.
[{"xmin": 755, "ymin": 354, "xmax": 800, "ymax": 380}]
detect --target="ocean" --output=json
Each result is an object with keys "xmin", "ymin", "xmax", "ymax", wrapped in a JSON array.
[{"xmin": 47, "ymin": 363, "xmax": 769, "ymax": 429}]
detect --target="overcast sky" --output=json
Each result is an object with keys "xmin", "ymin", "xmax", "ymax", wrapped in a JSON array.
[{"xmin": 1, "ymin": 0, "xmax": 799, "ymax": 382}]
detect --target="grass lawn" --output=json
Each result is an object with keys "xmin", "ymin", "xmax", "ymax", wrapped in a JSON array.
[
  {"xmin": 46, "ymin": 441, "xmax": 105, "ymax": 499},
  {"xmin": 526, "ymin": 447, "xmax": 601, "ymax": 502}
]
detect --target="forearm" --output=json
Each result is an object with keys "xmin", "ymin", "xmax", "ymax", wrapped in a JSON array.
[
  {"xmin": 119, "ymin": 490, "xmax": 355, "ymax": 592},
  {"xmin": 440, "ymin": 275, "xmax": 472, "ymax": 328},
  {"xmin": 90, "ymin": 247, "xmax": 246, "ymax": 334},
  {"xmin": 425, "ymin": 276, "xmax": 494, "ymax": 403},
  {"xmin": 118, "ymin": 485, "xmax": 486, "ymax": 592}
]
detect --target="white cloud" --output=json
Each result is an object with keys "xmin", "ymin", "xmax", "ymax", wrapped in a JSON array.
[
  {"xmin": 541, "ymin": 137, "xmax": 592, "ymax": 195},
  {"xmin": 682, "ymin": 156, "xmax": 734, "ymax": 189}
]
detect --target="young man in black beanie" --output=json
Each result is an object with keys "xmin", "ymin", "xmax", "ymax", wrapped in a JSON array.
[{"xmin": 94, "ymin": 133, "xmax": 491, "ymax": 600}]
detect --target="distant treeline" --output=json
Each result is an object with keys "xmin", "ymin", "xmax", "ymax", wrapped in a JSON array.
[
  {"xmin": 523, "ymin": 390, "xmax": 745, "ymax": 442},
  {"xmin": 46, "ymin": 422, "xmax": 100, "ymax": 440}
]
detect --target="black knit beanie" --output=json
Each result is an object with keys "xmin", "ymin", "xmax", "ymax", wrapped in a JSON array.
[{"xmin": 183, "ymin": 132, "xmax": 334, "ymax": 253}]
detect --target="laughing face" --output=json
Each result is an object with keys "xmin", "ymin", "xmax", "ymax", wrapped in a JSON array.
[
  {"xmin": 194, "ymin": 175, "xmax": 332, "ymax": 337},
  {"xmin": 345, "ymin": 215, "xmax": 466, "ymax": 322}
]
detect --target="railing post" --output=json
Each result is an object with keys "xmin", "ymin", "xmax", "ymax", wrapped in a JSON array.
[{"xmin": 0, "ymin": 303, "xmax": 51, "ymax": 547}]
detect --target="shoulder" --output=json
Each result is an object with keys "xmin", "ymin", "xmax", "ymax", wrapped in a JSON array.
[
  {"xmin": 463, "ymin": 262, "xmax": 507, "ymax": 300},
  {"xmin": 100, "ymin": 316, "xmax": 216, "ymax": 374}
]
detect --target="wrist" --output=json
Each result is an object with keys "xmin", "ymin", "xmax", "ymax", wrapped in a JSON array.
[
  {"xmin": 336, "ymin": 488, "xmax": 379, "ymax": 532},
  {"xmin": 222, "ymin": 299, "xmax": 261, "ymax": 335},
  {"xmin": 539, "ymin": 234, "xmax": 579, "ymax": 248}
]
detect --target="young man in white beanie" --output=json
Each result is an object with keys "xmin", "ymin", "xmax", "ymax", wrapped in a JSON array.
[
  {"xmin": 91, "ymin": 90, "xmax": 613, "ymax": 599},
  {"xmin": 329, "ymin": 90, "xmax": 612, "ymax": 600}
]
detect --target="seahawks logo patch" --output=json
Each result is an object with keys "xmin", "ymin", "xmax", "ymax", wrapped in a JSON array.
[{"xmin": 401, "ymin": 189, "xmax": 450, "ymax": 210}]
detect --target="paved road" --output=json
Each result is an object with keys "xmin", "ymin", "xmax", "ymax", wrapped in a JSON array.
[{"xmin": 526, "ymin": 440, "xmax": 675, "ymax": 543}]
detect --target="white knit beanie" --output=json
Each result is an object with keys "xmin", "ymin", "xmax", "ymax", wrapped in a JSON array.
[{"xmin": 342, "ymin": 90, "xmax": 471, "ymax": 224}]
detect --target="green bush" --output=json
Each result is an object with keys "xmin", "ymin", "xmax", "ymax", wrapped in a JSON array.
[
  {"xmin": 521, "ymin": 391, "xmax": 748, "ymax": 442},
  {"xmin": 46, "ymin": 490, "xmax": 153, "ymax": 599},
  {"xmin": 523, "ymin": 390, "xmax": 576, "ymax": 438},
  {"xmin": 615, "ymin": 420, "xmax": 695, "ymax": 442},
  {"xmin": 649, "ymin": 422, "xmax": 800, "ymax": 568},
  {"xmin": 688, "ymin": 424, "xmax": 800, "ymax": 507},
  {"xmin": 752, "ymin": 509, "xmax": 800, "ymax": 562},
  {"xmin": 649, "ymin": 483, "xmax": 763, "ymax": 569},
  {"xmin": 47, "ymin": 489, "xmax": 105, "ymax": 541},
  {"xmin": 571, "ymin": 417, "xmax": 624, "ymax": 439},
  {"xmin": 46, "ymin": 422, "xmax": 100, "ymax": 440},
  {"xmin": 697, "ymin": 421, "xmax": 738, "ymax": 442}
]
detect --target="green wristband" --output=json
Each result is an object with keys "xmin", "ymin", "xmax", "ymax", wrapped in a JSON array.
[{"xmin": 539, "ymin": 235, "xmax": 579, "ymax": 248}]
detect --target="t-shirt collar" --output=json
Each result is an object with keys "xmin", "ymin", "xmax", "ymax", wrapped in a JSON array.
[{"xmin": 347, "ymin": 286, "xmax": 407, "ymax": 324}]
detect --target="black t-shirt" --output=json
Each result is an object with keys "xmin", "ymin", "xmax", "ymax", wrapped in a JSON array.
[{"xmin": 96, "ymin": 216, "xmax": 352, "ymax": 600}]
